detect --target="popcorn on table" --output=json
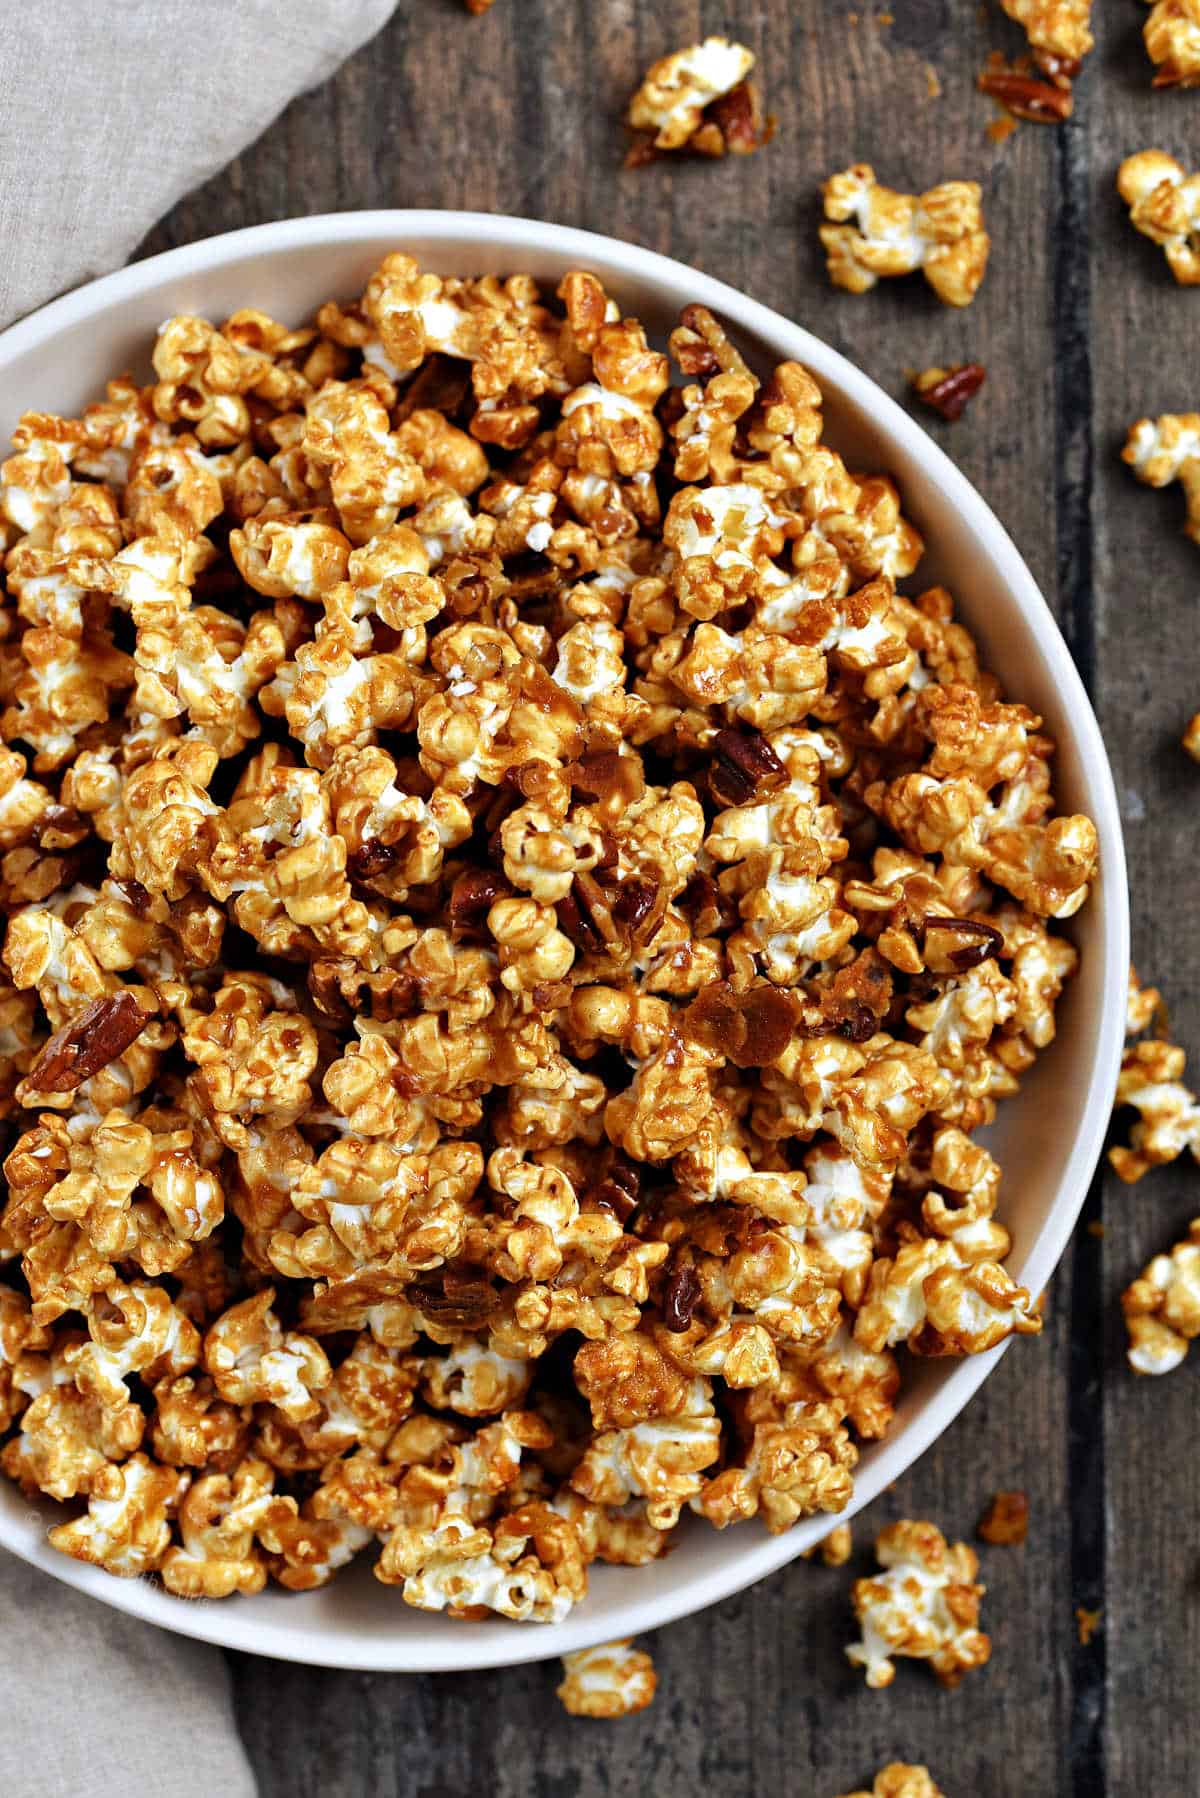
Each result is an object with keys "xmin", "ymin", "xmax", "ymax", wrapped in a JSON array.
[
  {"xmin": 1123, "ymin": 1218, "xmax": 1200, "ymax": 1374},
  {"xmin": 1123, "ymin": 413, "xmax": 1200, "ymax": 545},
  {"xmin": 1143, "ymin": 0, "xmax": 1200, "ymax": 86},
  {"xmin": 0, "ymin": 253, "xmax": 1094, "ymax": 1619},
  {"xmin": 820, "ymin": 166, "xmax": 990, "ymax": 308},
  {"xmin": 556, "ymin": 1637, "xmax": 657, "ymax": 1717},
  {"xmin": 1118, "ymin": 153, "xmax": 1200, "ymax": 284},
  {"xmin": 999, "ymin": 0, "xmax": 1094, "ymax": 72},
  {"xmin": 836, "ymin": 1766, "xmax": 948, "ymax": 1798},
  {"xmin": 625, "ymin": 37, "xmax": 774, "ymax": 163},
  {"xmin": 846, "ymin": 1520, "xmax": 991, "ymax": 1689}
]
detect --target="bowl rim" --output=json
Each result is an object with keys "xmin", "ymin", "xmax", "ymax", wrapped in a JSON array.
[{"xmin": 0, "ymin": 209, "xmax": 1129, "ymax": 1670}]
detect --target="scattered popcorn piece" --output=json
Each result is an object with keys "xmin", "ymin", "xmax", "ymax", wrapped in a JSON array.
[
  {"xmin": 820, "ymin": 165, "xmax": 990, "ymax": 307},
  {"xmin": 1123, "ymin": 413, "xmax": 1200, "ymax": 545},
  {"xmin": 625, "ymin": 38, "xmax": 774, "ymax": 164},
  {"xmin": 804, "ymin": 1520, "xmax": 854, "ymax": 1566},
  {"xmin": 976, "ymin": 1489, "xmax": 1029, "ymax": 1545},
  {"xmin": 556, "ymin": 1637, "xmax": 657, "ymax": 1717},
  {"xmin": 847, "ymin": 1519, "xmax": 991, "ymax": 1688},
  {"xmin": 1126, "ymin": 968, "xmax": 1163, "ymax": 1037},
  {"xmin": 1076, "ymin": 1604, "xmax": 1102, "ymax": 1646},
  {"xmin": 1118, "ymin": 153, "xmax": 1200, "ymax": 284},
  {"xmin": 835, "ymin": 1766, "xmax": 949, "ymax": 1798},
  {"xmin": 1143, "ymin": 0, "xmax": 1200, "ymax": 86},
  {"xmin": 1123, "ymin": 1217, "xmax": 1200, "ymax": 1373},
  {"xmin": 1001, "ymin": 0, "xmax": 1094, "ymax": 65},
  {"xmin": 1108, "ymin": 1037, "xmax": 1200, "ymax": 1183}
]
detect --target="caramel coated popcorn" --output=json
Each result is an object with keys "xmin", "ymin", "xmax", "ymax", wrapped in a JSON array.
[
  {"xmin": 820, "ymin": 166, "xmax": 990, "ymax": 308},
  {"xmin": 625, "ymin": 38, "xmax": 774, "ymax": 165},
  {"xmin": 557, "ymin": 1636, "xmax": 657, "ymax": 1717},
  {"xmin": 1118, "ymin": 153, "xmax": 1200, "ymax": 285},
  {"xmin": 836, "ymin": 1767, "xmax": 948, "ymax": 1798},
  {"xmin": 0, "ymin": 256, "xmax": 1091, "ymax": 1622},
  {"xmin": 1123, "ymin": 1218, "xmax": 1200, "ymax": 1374},
  {"xmin": 847, "ymin": 1519, "xmax": 991, "ymax": 1688},
  {"xmin": 1123, "ymin": 413, "xmax": 1200, "ymax": 546},
  {"xmin": 1143, "ymin": 0, "xmax": 1200, "ymax": 85},
  {"xmin": 999, "ymin": 0, "xmax": 1094, "ymax": 72}
]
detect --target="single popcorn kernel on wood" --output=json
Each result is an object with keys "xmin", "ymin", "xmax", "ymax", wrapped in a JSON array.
[
  {"xmin": 836, "ymin": 1766, "xmax": 949, "ymax": 1798},
  {"xmin": 0, "ymin": 253, "xmax": 1092, "ymax": 1618},
  {"xmin": 556, "ymin": 1637, "xmax": 657, "ymax": 1717},
  {"xmin": 1118, "ymin": 153, "xmax": 1200, "ymax": 284},
  {"xmin": 1123, "ymin": 414, "xmax": 1200, "ymax": 542},
  {"xmin": 1001, "ymin": 0, "xmax": 1094, "ymax": 64},
  {"xmin": 1143, "ymin": 0, "xmax": 1200, "ymax": 86},
  {"xmin": 846, "ymin": 1519, "xmax": 991, "ymax": 1688},
  {"xmin": 977, "ymin": 1489, "xmax": 1029, "ymax": 1544},
  {"xmin": 820, "ymin": 165, "xmax": 990, "ymax": 307},
  {"xmin": 1183, "ymin": 711, "xmax": 1200, "ymax": 761},
  {"xmin": 1126, "ymin": 967, "xmax": 1164, "ymax": 1037},
  {"xmin": 1122, "ymin": 1218, "xmax": 1200, "ymax": 1374},
  {"xmin": 1108, "ymin": 1033, "xmax": 1200, "ymax": 1183},
  {"xmin": 911, "ymin": 365, "xmax": 986, "ymax": 423},
  {"xmin": 625, "ymin": 38, "xmax": 775, "ymax": 165}
]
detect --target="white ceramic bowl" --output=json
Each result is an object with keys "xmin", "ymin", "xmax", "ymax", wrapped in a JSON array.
[{"xmin": 0, "ymin": 212, "xmax": 1128, "ymax": 1670}]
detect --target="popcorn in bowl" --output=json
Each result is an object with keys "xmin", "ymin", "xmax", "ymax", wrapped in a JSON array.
[{"xmin": 0, "ymin": 253, "xmax": 1096, "ymax": 1625}]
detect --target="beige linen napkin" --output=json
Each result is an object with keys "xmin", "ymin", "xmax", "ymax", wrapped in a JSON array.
[{"xmin": 0, "ymin": 4, "xmax": 395, "ymax": 1793}]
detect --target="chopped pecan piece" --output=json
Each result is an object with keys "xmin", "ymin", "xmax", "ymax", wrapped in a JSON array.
[
  {"xmin": 450, "ymin": 866, "xmax": 512, "ymax": 936},
  {"xmin": 977, "ymin": 61, "xmax": 1073, "ymax": 121},
  {"xmin": 661, "ymin": 1261, "xmax": 703, "ymax": 1332},
  {"xmin": 406, "ymin": 1268, "xmax": 499, "ymax": 1328},
  {"xmin": 347, "ymin": 838, "xmax": 402, "ymax": 885},
  {"xmin": 913, "ymin": 364, "xmax": 987, "ymax": 423},
  {"xmin": 709, "ymin": 727, "xmax": 788, "ymax": 808},
  {"xmin": 25, "ymin": 991, "xmax": 153, "ymax": 1093},
  {"xmin": 920, "ymin": 916, "xmax": 1005, "ymax": 971},
  {"xmin": 685, "ymin": 979, "xmax": 801, "ymax": 1067},
  {"xmin": 693, "ymin": 81, "xmax": 777, "ymax": 158}
]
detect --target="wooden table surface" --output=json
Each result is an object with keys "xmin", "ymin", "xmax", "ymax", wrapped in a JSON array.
[{"xmin": 139, "ymin": 4, "xmax": 1197, "ymax": 1792}]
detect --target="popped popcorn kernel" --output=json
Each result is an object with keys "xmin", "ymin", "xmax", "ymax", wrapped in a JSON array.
[
  {"xmin": 847, "ymin": 1519, "xmax": 991, "ymax": 1688},
  {"xmin": 835, "ymin": 1765, "xmax": 948, "ymax": 1798},
  {"xmin": 820, "ymin": 165, "xmax": 990, "ymax": 308},
  {"xmin": 1143, "ymin": 0, "xmax": 1200, "ymax": 86},
  {"xmin": 557, "ymin": 1637, "xmax": 657, "ymax": 1717},
  {"xmin": 1119, "ymin": 152, "xmax": 1200, "ymax": 284}
]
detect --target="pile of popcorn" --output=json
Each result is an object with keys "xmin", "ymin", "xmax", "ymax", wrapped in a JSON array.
[{"xmin": 0, "ymin": 253, "xmax": 1097, "ymax": 1623}]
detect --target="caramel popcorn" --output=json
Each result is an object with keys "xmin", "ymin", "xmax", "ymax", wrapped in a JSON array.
[
  {"xmin": 625, "ymin": 38, "xmax": 774, "ymax": 165},
  {"xmin": 820, "ymin": 166, "xmax": 990, "ymax": 308},
  {"xmin": 1123, "ymin": 1218, "xmax": 1200, "ymax": 1373},
  {"xmin": 999, "ymin": 0, "xmax": 1094, "ymax": 70},
  {"xmin": 1143, "ymin": 0, "xmax": 1200, "ymax": 85},
  {"xmin": 836, "ymin": 1767, "xmax": 948, "ymax": 1798},
  {"xmin": 1118, "ymin": 153, "xmax": 1200, "ymax": 284},
  {"xmin": 1109, "ymin": 1036, "xmax": 1200, "ymax": 1183},
  {"xmin": 556, "ymin": 1637, "xmax": 657, "ymax": 1717},
  {"xmin": 0, "ymin": 255, "xmax": 1090, "ymax": 1621},
  {"xmin": 847, "ymin": 1519, "xmax": 991, "ymax": 1688},
  {"xmin": 1123, "ymin": 413, "xmax": 1200, "ymax": 545}
]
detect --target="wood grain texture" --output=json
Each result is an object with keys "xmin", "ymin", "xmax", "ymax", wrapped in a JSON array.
[{"xmin": 136, "ymin": 3, "xmax": 1183, "ymax": 1792}]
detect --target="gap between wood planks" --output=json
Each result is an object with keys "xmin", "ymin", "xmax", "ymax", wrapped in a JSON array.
[{"xmin": 1051, "ymin": 115, "xmax": 1107, "ymax": 1798}]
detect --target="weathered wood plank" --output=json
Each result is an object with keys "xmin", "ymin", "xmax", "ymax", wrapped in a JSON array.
[
  {"xmin": 1087, "ymin": 9, "xmax": 1200, "ymax": 1796},
  {"xmin": 138, "ymin": 2, "xmax": 1116, "ymax": 1791}
]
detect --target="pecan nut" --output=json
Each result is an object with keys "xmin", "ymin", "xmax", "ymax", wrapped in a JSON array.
[
  {"xmin": 913, "ymin": 364, "xmax": 987, "ymax": 423},
  {"xmin": 709, "ymin": 727, "xmax": 788, "ymax": 808},
  {"xmin": 25, "ymin": 991, "xmax": 153, "ymax": 1093}
]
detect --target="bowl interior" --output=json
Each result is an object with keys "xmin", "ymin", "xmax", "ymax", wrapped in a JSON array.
[{"xmin": 0, "ymin": 214, "xmax": 1128, "ymax": 1670}]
